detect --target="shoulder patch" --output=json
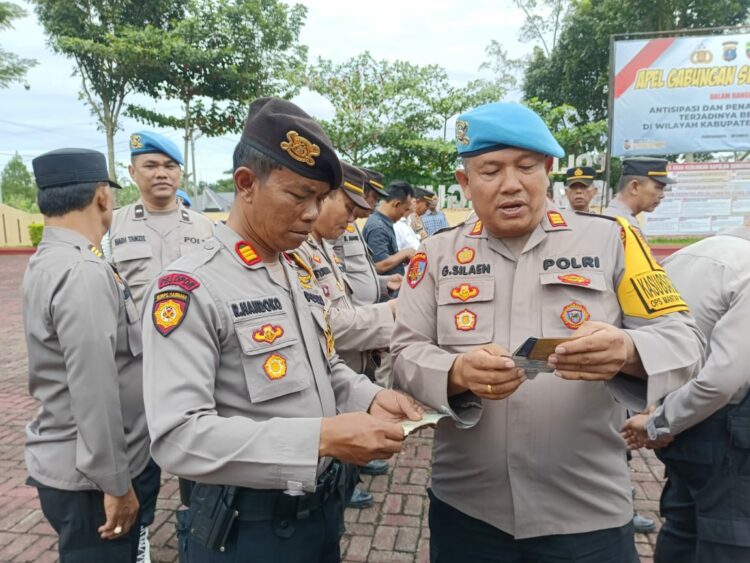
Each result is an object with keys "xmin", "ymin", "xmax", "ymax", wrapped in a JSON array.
[
  {"xmin": 406, "ymin": 252, "xmax": 428, "ymax": 288},
  {"xmin": 158, "ymin": 272, "xmax": 200, "ymax": 292},
  {"xmin": 152, "ymin": 290, "xmax": 190, "ymax": 337}
]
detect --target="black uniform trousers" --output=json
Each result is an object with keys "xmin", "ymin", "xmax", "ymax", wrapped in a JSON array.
[
  {"xmin": 654, "ymin": 393, "xmax": 750, "ymax": 562},
  {"xmin": 428, "ymin": 489, "xmax": 639, "ymax": 563},
  {"xmin": 29, "ymin": 462, "xmax": 161, "ymax": 563}
]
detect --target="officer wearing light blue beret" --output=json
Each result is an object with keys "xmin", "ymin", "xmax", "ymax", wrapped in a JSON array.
[
  {"xmin": 391, "ymin": 102, "xmax": 704, "ymax": 562},
  {"xmin": 105, "ymin": 130, "xmax": 215, "ymax": 557},
  {"xmin": 129, "ymin": 131, "xmax": 185, "ymax": 165}
]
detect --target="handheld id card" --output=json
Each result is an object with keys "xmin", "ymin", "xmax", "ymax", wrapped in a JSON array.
[{"xmin": 507, "ymin": 337, "xmax": 571, "ymax": 379}]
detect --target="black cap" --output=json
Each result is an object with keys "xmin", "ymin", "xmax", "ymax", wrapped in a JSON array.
[
  {"xmin": 622, "ymin": 157, "xmax": 675, "ymax": 185},
  {"xmin": 32, "ymin": 148, "xmax": 122, "ymax": 190},
  {"xmin": 414, "ymin": 187, "xmax": 437, "ymax": 202},
  {"xmin": 361, "ymin": 167, "xmax": 389, "ymax": 198},
  {"xmin": 340, "ymin": 162, "xmax": 371, "ymax": 209},
  {"xmin": 565, "ymin": 166, "xmax": 595, "ymax": 187},
  {"xmin": 239, "ymin": 97, "xmax": 342, "ymax": 188}
]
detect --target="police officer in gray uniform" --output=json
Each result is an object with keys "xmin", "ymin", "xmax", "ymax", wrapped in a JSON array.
[
  {"xmin": 108, "ymin": 131, "xmax": 214, "ymax": 310},
  {"xmin": 297, "ymin": 163, "xmax": 396, "ymax": 508},
  {"xmin": 622, "ymin": 222, "xmax": 750, "ymax": 561},
  {"xmin": 141, "ymin": 98, "xmax": 422, "ymax": 562},
  {"xmin": 331, "ymin": 168, "xmax": 399, "ymax": 307},
  {"xmin": 603, "ymin": 157, "xmax": 675, "ymax": 226},
  {"xmin": 391, "ymin": 102, "xmax": 705, "ymax": 562},
  {"xmin": 23, "ymin": 148, "xmax": 156, "ymax": 562}
]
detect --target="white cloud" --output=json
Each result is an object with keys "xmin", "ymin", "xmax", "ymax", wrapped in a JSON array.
[{"xmin": 0, "ymin": 0, "xmax": 532, "ymax": 182}]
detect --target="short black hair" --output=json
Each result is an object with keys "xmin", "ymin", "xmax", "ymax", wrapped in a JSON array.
[
  {"xmin": 616, "ymin": 174, "xmax": 641, "ymax": 193},
  {"xmin": 385, "ymin": 180, "xmax": 414, "ymax": 203},
  {"xmin": 232, "ymin": 141, "xmax": 283, "ymax": 181},
  {"xmin": 37, "ymin": 182, "xmax": 104, "ymax": 217}
]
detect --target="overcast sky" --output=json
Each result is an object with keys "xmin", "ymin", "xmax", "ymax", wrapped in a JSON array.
[{"xmin": 1, "ymin": 0, "xmax": 532, "ymax": 183}]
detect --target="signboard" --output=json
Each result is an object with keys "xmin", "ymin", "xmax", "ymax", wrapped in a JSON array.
[
  {"xmin": 642, "ymin": 161, "xmax": 750, "ymax": 236},
  {"xmin": 612, "ymin": 33, "xmax": 750, "ymax": 156}
]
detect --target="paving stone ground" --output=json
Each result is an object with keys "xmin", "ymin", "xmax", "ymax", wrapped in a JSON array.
[{"xmin": 0, "ymin": 254, "xmax": 663, "ymax": 562}]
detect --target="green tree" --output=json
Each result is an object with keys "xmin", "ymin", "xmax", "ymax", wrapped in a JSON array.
[
  {"xmin": 125, "ymin": 0, "xmax": 307, "ymax": 196},
  {"xmin": 1, "ymin": 2, "xmax": 36, "ymax": 88},
  {"xmin": 523, "ymin": 0, "xmax": 750, "ymax": 120},
  {"xmin": 1, "ymin": 153, "xmax": 38, "ymax": 211},
  {"xmin": 33, "ymin": 0, "xmax": 184, "ymax": 179},
  {"xmin": 307, "ymin": 52, "xmax": 510, "ymax": 185},
  {"xmin": 524, "ymin": 97, "xmax": 607, "ymax": 156},
  {"xmin": 305, "ymin": 52, "xmax": 440, "ymax": 165}
]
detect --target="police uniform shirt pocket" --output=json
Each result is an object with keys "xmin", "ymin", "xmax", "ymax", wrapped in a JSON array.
[
  {"xmin": 234, "ymin": 315, "xmax": 311, "ymax": 403},
  {"xmin": 111, "ymin": 241, "xmax": 155, "ymax": 285},
  {"xmin": 342, "ymin": 241, "xmax": 367, "ymax": 271},
  {"xmin": 539, "ymin": 270, "xmax": 614, "ymax": 337},
  {"xmin": 436, "ymin": 278, "xmax": 495, "ymax": 347}
]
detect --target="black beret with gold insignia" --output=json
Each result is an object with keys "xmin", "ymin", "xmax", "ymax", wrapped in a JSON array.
[
  {"xmin": 622, "ymin": 157, "xmax": 675, "ymax": 185},
  {"xmin": 340, "ymin": 162, "xmax": 370, "ymax": 209},
  {"xmin": 239, "ymin": 97, "xmax": 342, "ymax": 188},
  {"xmin": 565, "ymin": 166, "xmax": 595, "ymax": 187},
  {"xmin": 360, "ymin": 167, "xmax": 389, "ymax": 198}
]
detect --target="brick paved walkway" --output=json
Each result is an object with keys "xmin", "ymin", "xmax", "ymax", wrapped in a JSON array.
[{"xmin": 0, "ymin": 254, "xmax": 663, "ymax": 562}]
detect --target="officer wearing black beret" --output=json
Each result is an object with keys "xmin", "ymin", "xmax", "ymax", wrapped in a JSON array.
[
  {"xmin": 604, "ymin": 157, "xmax": 675, "ymax": 225},
  {"xmin": 142, "ymin": 97, "xmax": 423, "ymax": 562},
  {"xmin": 564, "ymin": 166, "xmax": 597, "ymax": 212},
  {"xmin": 22, "ymin": 149, "xmax": 156, "ymax": 562}
]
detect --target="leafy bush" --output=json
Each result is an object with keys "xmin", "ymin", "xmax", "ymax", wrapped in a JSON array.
[{"xmin": 28, "ymin": 223, "xmax": 43, "ymax": 247}]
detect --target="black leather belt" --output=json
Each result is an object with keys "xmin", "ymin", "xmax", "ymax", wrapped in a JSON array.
[
  {"xmin": 181, "ymin": 461, "xmax": 342, "ymax": 522},
  {"xmin": 234, "ymin": 461, "xmax": 342, "ymax": 522}
]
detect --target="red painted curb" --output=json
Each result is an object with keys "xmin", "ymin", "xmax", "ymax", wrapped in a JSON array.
[{"xmin": 0, "ymin": 247, "xmax": 36, "ymax": 255}]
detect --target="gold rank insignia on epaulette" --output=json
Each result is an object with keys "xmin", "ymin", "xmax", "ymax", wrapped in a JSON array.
[
  {"xmin": 614, "ymin": 217, "xmax": 688, "ymax": 319},
  {"xmin": 235, "ymin": 240, "xmax": 261, "ymax": 266},
  {"xmin": 88, "ymin": 244, "xmax": 103, "ymax": 258},
  {"xmin": 547, "ymin": 211, "xmax": 568, "ymax": 228},
  {"xmin": 469, "ymin": 220, "xmax": 483, "ymax": 236}
]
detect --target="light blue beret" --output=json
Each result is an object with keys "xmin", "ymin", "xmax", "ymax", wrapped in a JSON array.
[
  {"xmin": 455, "ymin": 102, "xmax": 564, "ymax": 158},
  {"xmin": 175, "ymin": 189, "xmax": 192, "ymax": 207},
  {"xmin": 130, "ymin": 131, "xmax": 184, "ymax": 165}
]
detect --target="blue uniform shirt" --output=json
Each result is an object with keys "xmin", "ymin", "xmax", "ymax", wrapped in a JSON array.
[{"xmin": 363, "ymin": 210, "xmax": 403, "ymax": 276}]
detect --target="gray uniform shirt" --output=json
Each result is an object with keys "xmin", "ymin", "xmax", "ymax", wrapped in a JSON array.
[
  {"xmin": 142, "ymin": 223, "xmax": 381, "ymax": 491},
  {"xmin": 331, "ymin": 222, "xmax": 389, "ymax": 306},
  {"xmin": 391, "ymin": 207, "xmax": 704, "ymax": 538},
  {"xmin": 298, "ymin": 235, "xmax": 393, "ymax": 374},
  {"xmin": 23, "ymin": 227, "xmax": 149, "ymax": 496},
  {"xmin": 648, "ymin": 226, "xmax": 750, "ymax": 438},
  {"xmin": 602, "ymin": 197, "xmax": 639, "ymax": 226},
  {"xmin": 108, "ymin": 200, "xmax": 215, "ymax": 310}
]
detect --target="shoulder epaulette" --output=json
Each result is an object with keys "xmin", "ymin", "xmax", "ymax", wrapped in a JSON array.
[
  {"xmin": 433, "ymin": 223, "xmax": 461, "ymax": 236},
  {"xmin": 575, "ymin": 211, "xmax": 617, "ymax": 221}
]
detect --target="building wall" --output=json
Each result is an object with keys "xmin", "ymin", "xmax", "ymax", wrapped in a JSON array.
[{"xmin": 0, "ymin": 204, "xmax": 43, "ymax": 247}]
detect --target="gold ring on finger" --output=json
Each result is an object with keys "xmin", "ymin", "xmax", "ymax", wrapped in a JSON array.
[{"xmin": 487, "ymin": 384, "xmax": 493, "ymax": 394}]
